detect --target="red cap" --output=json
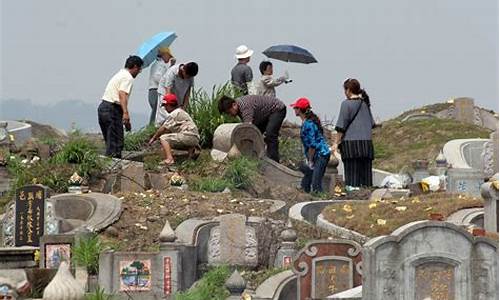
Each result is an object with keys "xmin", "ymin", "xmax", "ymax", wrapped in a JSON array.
[
  {"xmin": 162, "ymin": 93, "xmax": 178, "ymax": 106},
  {"xmin": 290, "ymin": 97, "xmax": 311, "ymax": 110}
]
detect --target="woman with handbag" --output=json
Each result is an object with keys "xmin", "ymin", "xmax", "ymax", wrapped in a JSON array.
[{"xmin": 334, "ymin": 78, "xmax": 375, "ymax": 188}]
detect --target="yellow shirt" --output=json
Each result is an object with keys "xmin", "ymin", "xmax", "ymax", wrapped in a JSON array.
[{"xmin": 102, "ymin": 69, "xmax": 134, "ymax": 104}]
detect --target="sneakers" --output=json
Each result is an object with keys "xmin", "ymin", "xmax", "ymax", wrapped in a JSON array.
[{"xmin": 345, "ymin": 185, "xmax": 360, "ymax": 192}]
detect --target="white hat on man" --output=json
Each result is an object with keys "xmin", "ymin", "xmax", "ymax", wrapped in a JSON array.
[{"xmin": 235, "ymin": 45, "xmax": 254, "ymax": 59}]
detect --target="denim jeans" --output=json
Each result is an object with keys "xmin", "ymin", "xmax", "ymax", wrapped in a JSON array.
[{"xmin": 299, "ymin": 154, "xmax": 330, "ymax": 193}]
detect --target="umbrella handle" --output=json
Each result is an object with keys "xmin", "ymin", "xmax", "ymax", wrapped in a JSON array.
[{"xmin": 285, "ymin": 80, "xmax": 293, "ymax": 84}]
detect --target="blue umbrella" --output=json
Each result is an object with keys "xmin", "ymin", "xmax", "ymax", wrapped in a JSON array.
[
  {"xmin": 137, "ymin": 32, "xmax": 177, "ymax": 68},
  {"xmin": 262, "ymin": 45, "xmax": 317, "ymax": 64}
]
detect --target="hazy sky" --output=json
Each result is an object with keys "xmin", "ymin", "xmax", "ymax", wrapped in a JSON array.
[{"xmin": 1, "ymin": 0, "xmax": 498, "ymax": 124}]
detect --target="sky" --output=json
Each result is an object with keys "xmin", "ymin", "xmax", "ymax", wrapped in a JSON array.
[{"xmin": 1, "ymin": 0, "xmax": 498, "ymax": 128}]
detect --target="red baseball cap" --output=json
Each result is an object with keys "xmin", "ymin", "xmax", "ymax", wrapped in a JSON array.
[
  {"xmin": 290, "ymin": 97, "xmax": 311, "ymax": 110},
  {"xmin": 162, "ymin": 93, "xmax": 178, "ymax": 106}
]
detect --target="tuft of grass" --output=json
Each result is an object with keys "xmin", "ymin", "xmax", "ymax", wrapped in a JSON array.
[
  {"xmin": 322, "ymin": 193, "xmax": 483, "ymax": 238},
  {"xmin": 175, "ymin": 265, "xmax": 231, "ymax": 300},
  {"xmin": 123, "ymin": 125, "xmax": 157, "ymax": 151},
  {"xmin": 279, "ymin": 137, "xmax": 303, "ymax": 170},
  {"xmin": 72, "ymin": 234, "xmax": 105, "ymax": 275},
  {"xmin": 223, "ymin": 156, "xmax": 259, "ymax": 189},
  {"xmin": 192, "ymin": 178, "xmax": 231, "ymax": 193},
  {"xmin": 186, "ymin": 82, "xmax": 241, "ymax": 148},
  {"xmin": 85, "ymin": 286, "xmax": 115, "ymax": 300}
]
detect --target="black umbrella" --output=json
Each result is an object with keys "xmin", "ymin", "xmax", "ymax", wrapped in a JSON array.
[{"xmin": 262, "ymin": 45, "xmax": 318, "ymax": 64}]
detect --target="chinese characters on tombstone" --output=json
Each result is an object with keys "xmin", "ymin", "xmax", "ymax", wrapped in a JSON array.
[
  {"xmin": 415, "ymin": 262, "xmax": 455, "ymax": 300},
  {"xmin": 15, "ymin": 185, "xmax": 47, "ymax": 246}
]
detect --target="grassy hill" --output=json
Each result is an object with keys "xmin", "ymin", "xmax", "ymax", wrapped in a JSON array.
[{"xmin": 372, "ymin": 118, "xmax": 492, "ymax": 173}]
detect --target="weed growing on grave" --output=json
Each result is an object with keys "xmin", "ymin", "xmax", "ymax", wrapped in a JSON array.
[
  {"xmin": 241, "ymin": 267, "xmax": 287, "ymax": 289},
  {"xmin": 72, "ymin": 234, "xmax": 105, "ymax": 275},
  {"xmin": 279, "ymin": 136, "xmax": 303, "ymax": 170},
  {"xmin": 51, "ymin": 132, "xmax": 109, "ymax": 177},
  {"xmin": 186, "ymin": 82, "xmax": 241, "ymax": 148},
  {"xmin": 85, "ymin": 286, "xmax": 115, "ymax": 300},
  {"xmin": 191, "ymin": 178, "xmax": 231, "ymax": 192},
  {"xmin": 123, "ymin": 124, "xmax": 157, "ymax": 151},
  {"xmin": 223, "ymin": 156, "xmax": 259, "ymax": 189},
  {"xmin": 174, "ymin": 265, "xmax": 230, "ymax": 300}
]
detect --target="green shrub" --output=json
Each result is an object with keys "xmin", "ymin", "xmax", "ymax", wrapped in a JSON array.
[
  {"xmin": 85, "ymin": 286, "xmax": 115, "ymax": 300},
  {"xmin": 51, "ymin": 134, "xmax": 109, "ymax": 177},
  {"xmin": 123, "ymin": 125, "xmax": 157, "ymax": 151},
  {"xmin": 7, "ymin": 156, "xmax": 74, "ymax": 193},
  {"xmin": 72, "ymin": 234, "xmax": 105, "ymax": 275},
  {"xmin": 223, "ymin": 156, "xmax": 259, "ymax": 189},
  {"xmin": 187, "ymin": 82, "xmax": 241, "ymax": 148},
  {"xmin": 191, "ymin": 178, "xmax": 231, "ymax": 192},
  {"xmin": 175, "ymin": 266, "xmax": 230, "ymax": 300}
]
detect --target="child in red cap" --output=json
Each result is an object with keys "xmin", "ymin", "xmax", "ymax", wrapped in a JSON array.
[
  {"xmin": 148, "ymin": 94, "xmax": 200, "ymax": 165},
  {"xmin": 291, "ymin": 97, "xmax": 331, "ymax": 193}
]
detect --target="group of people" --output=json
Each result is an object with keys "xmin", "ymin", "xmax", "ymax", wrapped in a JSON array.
[
  {"xmin": 97, "ymin": 45, "xmax": 375, "ymax": 194},
  {"xmin": 230, "ymin": 45, "xmax": 289, "ymax": 97}
]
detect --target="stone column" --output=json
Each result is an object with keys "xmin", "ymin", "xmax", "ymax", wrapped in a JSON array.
[
  {"xmin": 158, "ymin": 220, "xmax": 186, "ymax": 296},
  {"xmin": 481, "ymin": 174, "xmax": 499, "ymax": 233},
  {"xmin": 453, "ymin": 97, "xmax": 475, "ymax": 124},
  {"xmin": 274, "ymin": 220, "xmax": 297, "ymax": 269},
  {"xmin": 225, "ymin": 270, "xmax": 247, "ymax": 300},
  {"xmin": 412, "ymin": 160, "xmax": 430, "ymax": 183},
  {"xmin": 324, "ymin": 156, "xmax": 341, "ymax": 193},
  {"xmin": 493, "ymin": 130, "xmax": 499, "ymax": 174}
]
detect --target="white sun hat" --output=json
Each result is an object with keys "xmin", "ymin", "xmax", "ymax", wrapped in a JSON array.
[{"xmin": 235, "ymin": 45, "xmax": 254, "ymax": 59}]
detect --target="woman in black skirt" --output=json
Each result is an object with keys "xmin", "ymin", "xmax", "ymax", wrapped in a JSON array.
[{"xmin": 334, "ymin": 78, "xmax": 375, "ymax": 188}]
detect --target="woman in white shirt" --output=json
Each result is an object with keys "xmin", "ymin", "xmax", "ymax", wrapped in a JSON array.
[{"xmin": 148, "ymin": 47, "xmax": 175, "ymax": 125}]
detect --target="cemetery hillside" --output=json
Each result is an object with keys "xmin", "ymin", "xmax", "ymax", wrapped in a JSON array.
[{"xmin": 0, "ymin": 96, "xmax": 498, "ymax": 300}]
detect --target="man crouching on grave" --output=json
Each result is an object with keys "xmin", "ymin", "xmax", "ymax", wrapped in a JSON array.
[
  {"xmin": 148, "ymin": 93, "xmax": 200, "ymax": 166},
  {"xmin": 218, "ymin": 95, "xmax": 286, "ymax": 162}
]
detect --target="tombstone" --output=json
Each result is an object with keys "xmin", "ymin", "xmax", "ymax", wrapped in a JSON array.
[
  {"xmin": 207, "ymin": 214, "xmax": 258, "ymax": 267},
  {"xmin": 492, "ymin": 130, "xmax": 499, "ymax": 175},
  {"xmin": 453, "ymin": 97, "xmax": 475, "ymax": 124},
  {"xmin": 211, "ymin": 123, "xmax": 266, "ymax": 161},
  {"xmin": 292, "ymin": 240, "xmax": 362, "ymax": 300},
  {"xmin": 363, "ymin": 220, "xmax": 498, "ymax": 300},
  {"xmin": 481, "ymin": 176, "xmax": 499, "ymax": 233},
  {"xmin": 40, "ymin": 234, "xmax": 75, "ymax": 269},
  {"xmin": 14, "ymin": 185, "xmax": 48, "ymax": 246},
  {"xmin": 412, "ymin": 160, "xmax": 430, "ymax": 183},
  {"xmin": 447, "ymin": 168, "xmax": 484, "ymax": 196}
]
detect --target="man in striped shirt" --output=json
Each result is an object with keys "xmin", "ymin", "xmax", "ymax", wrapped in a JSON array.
[{"xmin": 218, "ymin": 95, "xmax": 286, "ymax": 162}]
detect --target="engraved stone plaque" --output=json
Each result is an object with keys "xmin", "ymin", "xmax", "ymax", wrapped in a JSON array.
[
  {"xmin": 313, "ymin": 258, "xmax": 351, "ymax": 298},
  {"xmin": 415, "ymin": 262, "xmax": 455, "ymax": 300}
]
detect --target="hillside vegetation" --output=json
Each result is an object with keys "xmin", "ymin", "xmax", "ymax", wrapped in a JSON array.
[{"xmin": 372, "ymin": 118, "xmax": 492, "ymax": 173}]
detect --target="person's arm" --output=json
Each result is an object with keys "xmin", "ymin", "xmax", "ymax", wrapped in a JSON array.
[
  {"xmin": 244, "ymin": 67, "xmax": 253, "ymax": 92},
  {"xmin": 182, "ymin": 86, "xmax": 191, "ymax": 109},
  {"xmin": 148, "ymin": 126, "xmax": 167, "ymax": 145},
  {"xmin": 262, "ymin": 75, "xmax": 285, "ymax": 88},
  {"xmin": 164, "ymin": 68, "xmax": 175, "ymax": 95},
  {"xmin": 118, "ymin": 76, "xmax": 133, "ymax": 129},
  {"xmin": 239, "ymin": 104, "xmax": 254, "ymax": 123},
  {"xmin": 333, "ymin": 101, "xmax": 350, "ymax": 151}
]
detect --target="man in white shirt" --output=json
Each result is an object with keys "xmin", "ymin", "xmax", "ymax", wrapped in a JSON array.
[
  {"xmin": 98, "ymin": 55, "xmax": 143, "ymax": 158},
  {"xmin": 155, "ymin": 62, "xmax": 198, "ymax": 125},
  {"xmin": 147, "ymin": 47, "xmax": 175, "ymax": 125}
]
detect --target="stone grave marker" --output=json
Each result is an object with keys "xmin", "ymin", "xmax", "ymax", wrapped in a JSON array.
[
  {"xmin": 292, "ymin": 240, "xmax": 362, "ymax": 300},
  {"xmin": 453, "ymin": 97, "xmax": 475, "ymax": 124},
  {"xmin": 40, "ymin": 234, "xmax": 75, "ymax": 269},
  {"xmin": 15, "ymin": 185, "xmax": 48, "ymax": 247},
  {"xmin": 447, "ymin": 168, "xmax": 484, "ymax": 196},
  {"xmin": 363, "ymin": 220, "xmax": 498, "ymax": 300},
  {"xmin": 207, "ymin": 214, "xmax": 258, "ymax": 267}
]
